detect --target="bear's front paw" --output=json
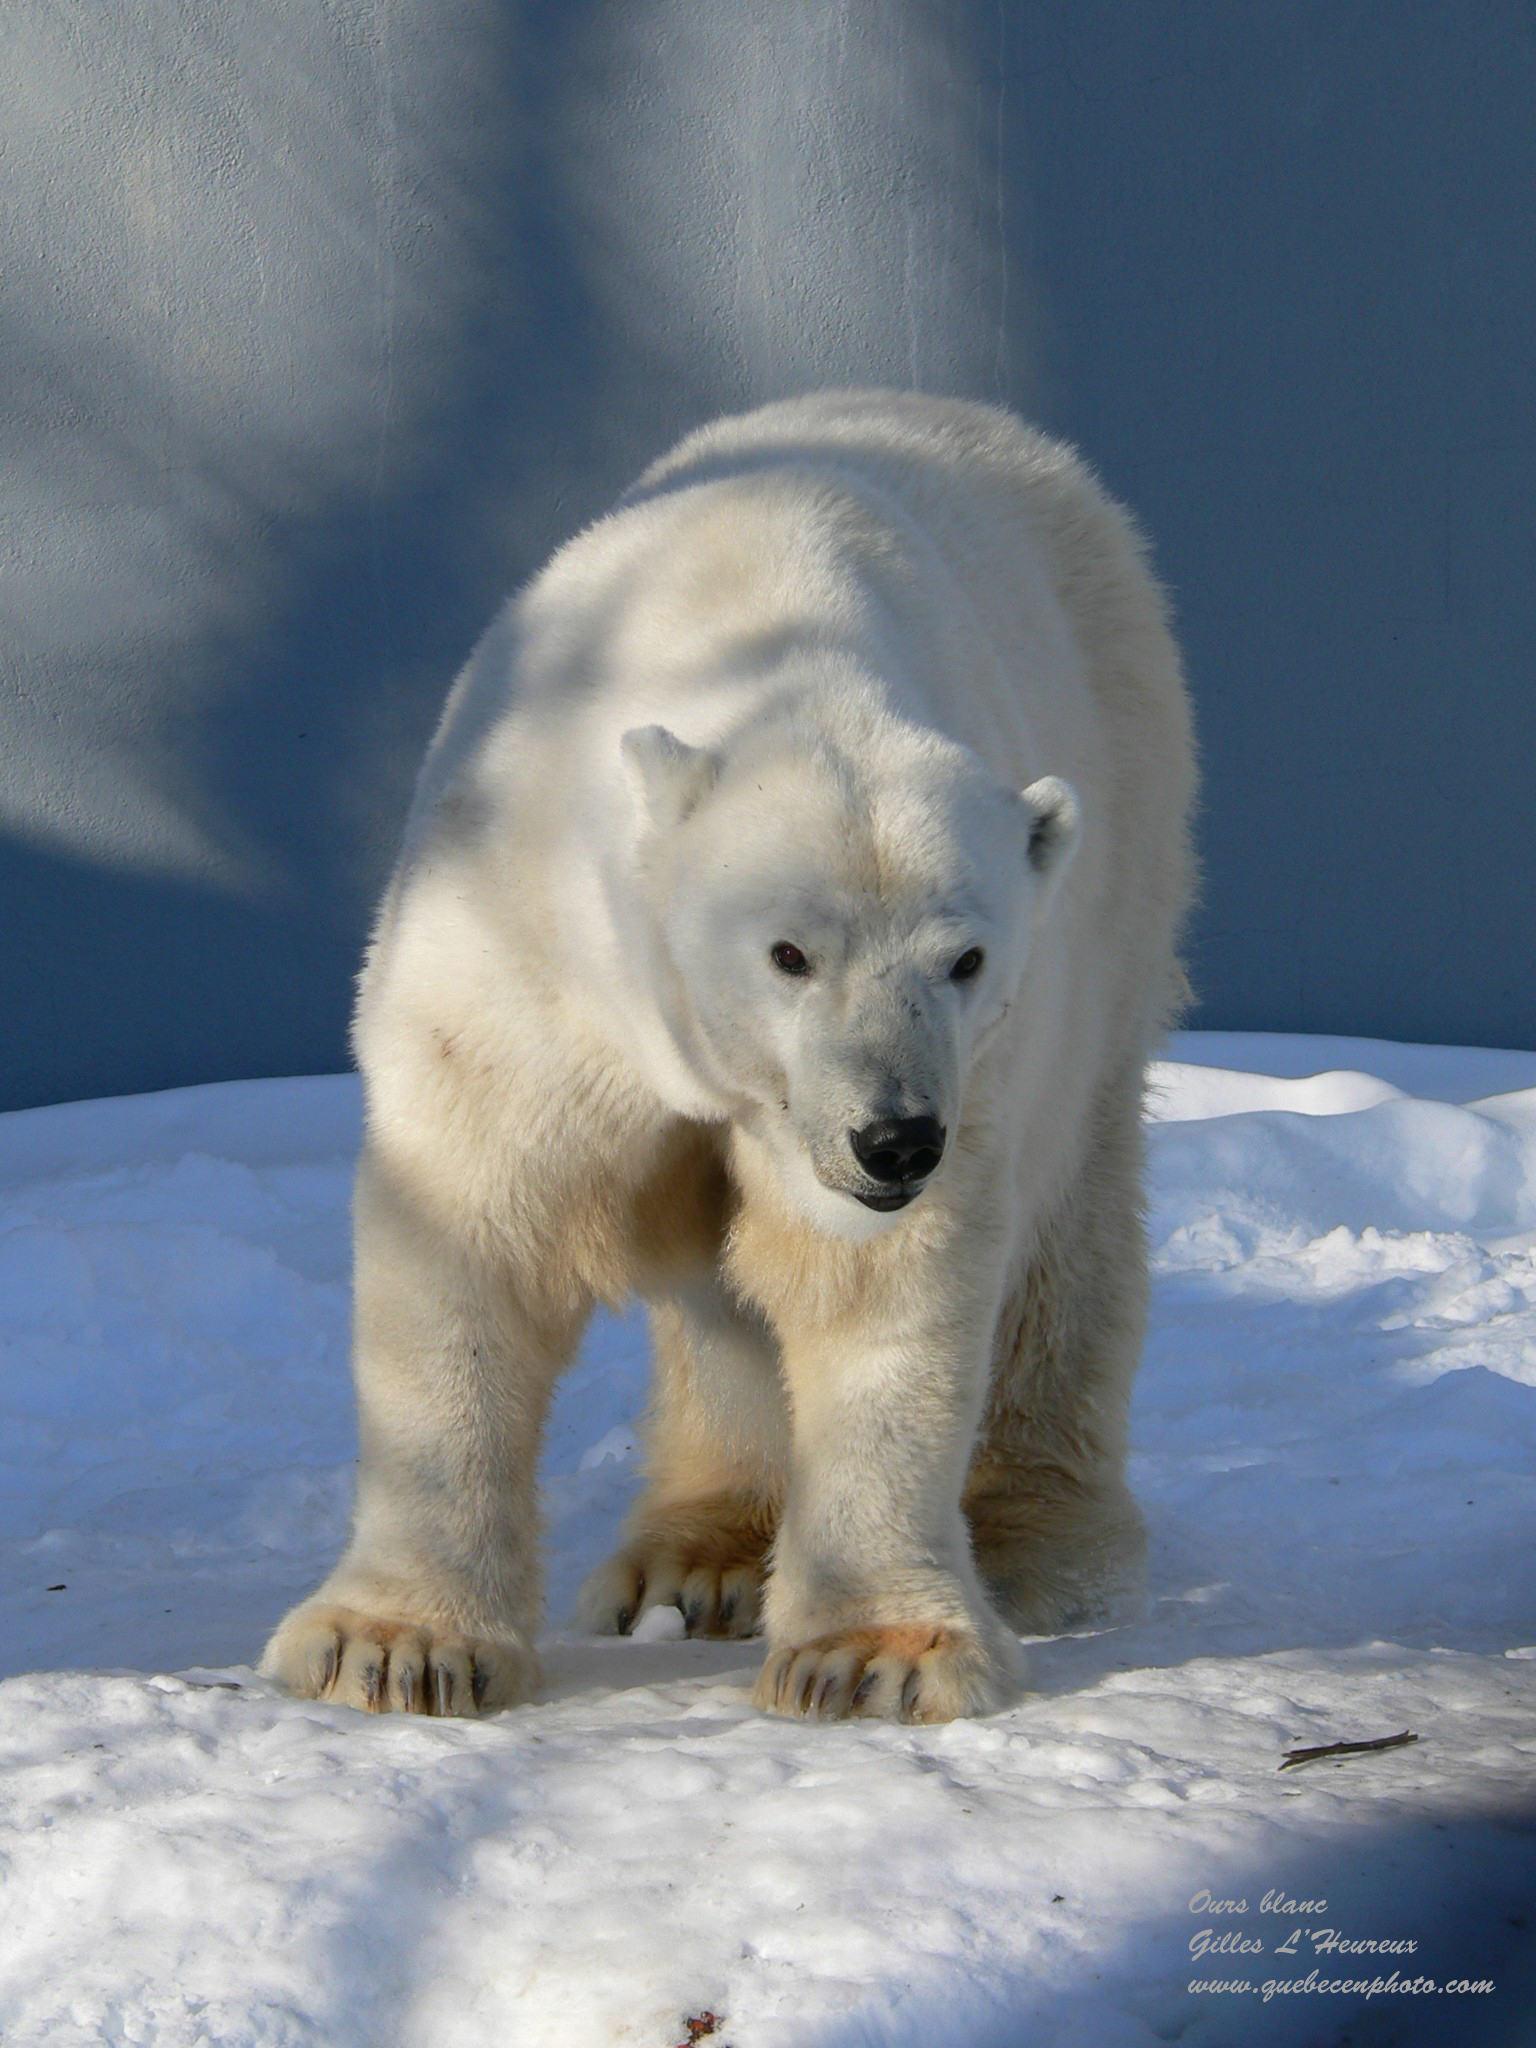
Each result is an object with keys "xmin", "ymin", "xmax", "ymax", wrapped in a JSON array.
[
  {"xmin": 754, "ymin": 1624, "xmax": 1018, "ymax": 1724},
  {"xmin": 576, "ymin": 1494, "xmax": 773, "ymax": 1639},
  {"xmin": 259, "ymin": 1601, "xmax": 536, "ymax": 1717}
]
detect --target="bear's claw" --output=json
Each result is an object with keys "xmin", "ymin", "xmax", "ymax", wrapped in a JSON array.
[
  {"xmin": 577, "ymin": 1517, "xmax": 768, "ymax": 1640},
  {"xmin": 754, "ymin": 1624, "xmax": 1016, "ymax": 1724},
  {"xmin": 260, "ymin": 1601, "xmax": 535, "ymax": 1716}
]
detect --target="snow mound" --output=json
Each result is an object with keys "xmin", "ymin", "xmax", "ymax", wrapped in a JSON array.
[{"xmin": 1, "ymin": 1034, "xmax": 1533, "ymax": 2046}]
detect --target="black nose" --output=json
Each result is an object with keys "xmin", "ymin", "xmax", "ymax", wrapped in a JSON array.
[{"xmin": 848, "ymin": 1115, "xmax": 946, "ymax": 1184}]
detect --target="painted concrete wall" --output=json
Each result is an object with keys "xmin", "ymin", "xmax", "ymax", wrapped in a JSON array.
[{"xmin": 3, "ymin": 1, "xmax": 1532, "ymax": 1109}]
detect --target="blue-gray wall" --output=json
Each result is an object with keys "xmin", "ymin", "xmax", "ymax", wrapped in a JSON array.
[{"xmin": 3, "ymin": 2, "xmax": 1533, "ymax": 1111}]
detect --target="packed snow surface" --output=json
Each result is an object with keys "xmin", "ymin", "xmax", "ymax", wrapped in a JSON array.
[{"xmin": 1, "ymin": 1033, "xmax": 1534, "ymax": 2047}]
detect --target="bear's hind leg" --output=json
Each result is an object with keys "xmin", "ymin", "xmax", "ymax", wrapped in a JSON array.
[
  {"xmin": 965, "ymin": 1084, "xmax": 1151, "ymax": 1635},
  {"xmin": 966, "ymin": 1462, "xmax": 1148, "ymax": 1635},
  {"xmin": 577, "ymin": 1287, "xmax": 787, "ymax": 1638},
  {"xmin": 579, "ymin": 1491, "xmax": 777, "ymax": 1639}
]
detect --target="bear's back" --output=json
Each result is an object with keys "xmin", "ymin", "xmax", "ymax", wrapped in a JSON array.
[{"xmin": 635, "ymin": 390, "xmax": 1197, "ymax": 967}]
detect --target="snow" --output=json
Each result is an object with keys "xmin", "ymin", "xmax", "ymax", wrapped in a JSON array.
[{"xmin": 1, "ymin": 1033, "xmax": 1533, "ymax": 2046}]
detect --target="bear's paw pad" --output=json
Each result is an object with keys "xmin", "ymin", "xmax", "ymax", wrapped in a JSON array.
[
  {"xmin": 754, "ymin": 1624, "xmax": 1010, "ymax": 1724},
  {"xmin": 260, "ymin": 1603, "xmax": 535, "ymax": 1717}
]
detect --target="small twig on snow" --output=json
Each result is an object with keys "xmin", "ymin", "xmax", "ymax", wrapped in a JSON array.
[{"xmin": 1279, "ymin": 1730, "xmax": 1420, "ymax": 1770}]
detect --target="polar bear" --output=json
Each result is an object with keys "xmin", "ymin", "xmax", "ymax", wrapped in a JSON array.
[{"xmin": 260, "ymin": 390, "xmax": 1197, "ymax": 1723}]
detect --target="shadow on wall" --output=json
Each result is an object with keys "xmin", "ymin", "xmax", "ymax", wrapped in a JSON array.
[
  {"xmin": 0, "ymin": 0, "xmax": 1021, "ymax": 1111},
  {"xmin": 17, "ymin": 1, "xmax": 1534, "ymax": 1110}
]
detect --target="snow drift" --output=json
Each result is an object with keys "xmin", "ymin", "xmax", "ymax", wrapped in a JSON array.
[{"xmin": 1, "ymin": 1034, "xmax": 1533, "ymax": 2046}]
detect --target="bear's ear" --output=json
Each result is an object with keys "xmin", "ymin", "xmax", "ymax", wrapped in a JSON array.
[
  {"xmin": 1020, "ymin": 775, "xmax": 1081, "ymax": 892},
  {"xmin": 621, "ymin": 724, "xmax": 720, "ymax": 835}
]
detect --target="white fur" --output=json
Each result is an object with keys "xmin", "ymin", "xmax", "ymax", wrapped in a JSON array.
[{"xmin": 260, "ymin": 391, "xmax": 1197, "ymax": 1723}]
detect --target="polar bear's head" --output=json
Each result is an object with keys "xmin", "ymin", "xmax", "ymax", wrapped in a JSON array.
[{"xmin": 622, "ymin": 708, "xmax": 1080, "ymax": 1238}]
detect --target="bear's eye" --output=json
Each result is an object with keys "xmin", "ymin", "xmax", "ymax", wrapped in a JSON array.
[
  {"xmin": 770, "ymin": 941, "xmax": 811, "ymax": 977},
  {"xmin": 950, "ymin": 947, "xmax": 985, "ymax": 982}
]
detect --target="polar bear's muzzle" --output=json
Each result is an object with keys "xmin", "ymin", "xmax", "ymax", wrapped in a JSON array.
[{"xmin": 847, "ymin": 1114, "xmax": 946, "ymax": 1211}]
